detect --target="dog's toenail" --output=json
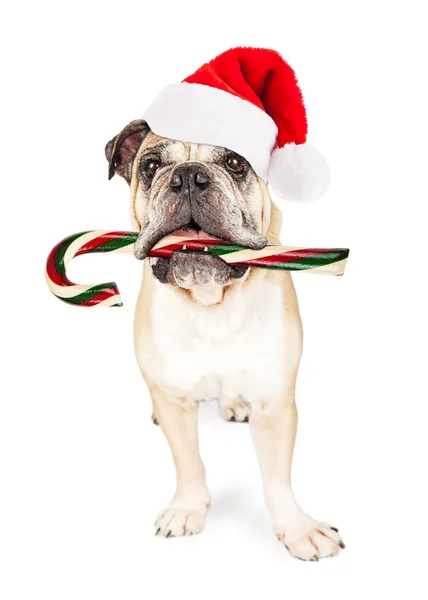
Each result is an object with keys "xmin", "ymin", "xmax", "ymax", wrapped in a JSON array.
[
  {"xmin": 331, "ymin": 526, "xmax": 339, "ymax": 532},
  {"xmin": 339, "ymin": 540, "xmax": 346, "ymax": 549}
]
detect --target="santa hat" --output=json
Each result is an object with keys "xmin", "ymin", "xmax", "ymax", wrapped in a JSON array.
[{"xmin": 143, "ymin": 47, "xmax": 329, "ymax": 202}]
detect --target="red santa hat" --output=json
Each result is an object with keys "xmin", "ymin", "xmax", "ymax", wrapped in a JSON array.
[{"xmin": 143, "ymin": 47, "xmax": 329, "ymax": 202}]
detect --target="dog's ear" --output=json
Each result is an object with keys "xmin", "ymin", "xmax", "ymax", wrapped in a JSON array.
[{"xmin": 105, "ymin": 119, "xmax": 151, "ymax": 182}]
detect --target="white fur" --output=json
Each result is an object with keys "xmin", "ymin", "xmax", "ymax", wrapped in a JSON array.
[
  {"xmin": 136, "ymin": 274, "xmax": 289, "ymax": 406},
  {"xmin": 269, "ymin": 143, "xmax": 330, "ymax": 202}
]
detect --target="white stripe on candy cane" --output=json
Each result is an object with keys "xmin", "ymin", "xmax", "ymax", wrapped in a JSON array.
[
  {"xmin": 63, "ymin": 230, "xmax": 114, "ymax": 266},
  {"xmin": 97, "ymin": 294, "xmax": 122, "ymax": 307},
  {"xmin": 45, "ymin": 278, "xmax": 92, "ymax": 298},
  {"xmin": 219, "ymin": 245, "xmax": 307, "ymax": 264}
]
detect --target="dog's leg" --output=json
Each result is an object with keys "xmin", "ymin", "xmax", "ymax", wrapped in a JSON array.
[
  {"xmin": 151, "ymin": 387, "xmax": 211, "ymax": 537},
  {"xmin": 250, "ymin": 392, "xmax": 345, "ymax": 560}
]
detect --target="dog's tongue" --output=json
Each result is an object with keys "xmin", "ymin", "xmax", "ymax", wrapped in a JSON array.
[{"xmin": 172, "ymin": 228, "xmax": 222, "ymax": 241}]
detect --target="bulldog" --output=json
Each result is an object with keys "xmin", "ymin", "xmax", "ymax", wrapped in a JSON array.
[{"xmin": 105, "ymin": 119, "xmax": 345, "ymax": 561}]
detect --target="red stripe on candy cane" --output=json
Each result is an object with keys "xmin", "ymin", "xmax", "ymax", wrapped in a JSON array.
[
  {"xmin": 238, "ymin": 248, "xmax": 336, "ymax": 265},
  {"xmin": 78, "ymin": 288, "xmax": 118, "ymax": 307},
  {"xmin": 46, "ymin": 243, "xmax": 72, "ymax": 287},
  {"xmin": 75, "ymin": 231, "xmax": 134, "ymax": 255},
  {"xmin": 148, "ymin": 239, "xmax": 224, "ymax": 257}
]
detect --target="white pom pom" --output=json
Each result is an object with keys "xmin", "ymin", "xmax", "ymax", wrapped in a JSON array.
[{"xmin": 268, "ymin": 143, "xmax": 330, "ymax": 202}]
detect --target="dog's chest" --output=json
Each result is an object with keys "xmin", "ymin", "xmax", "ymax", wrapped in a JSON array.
[{"xmin": 147, "ymin": 279, "xmax": 288, "ymax": 402}]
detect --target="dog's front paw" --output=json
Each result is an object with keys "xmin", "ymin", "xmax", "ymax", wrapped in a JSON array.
[
  {"xmin": 276, "ymin": 516, "xmax": 345, "ymax": 561},
  {"xmin": 155, "ymin": 506, "xmax": 207, "ymax": 537},
  {"xmin": 155, "ymin": 486, "xmax": 211, "ymax": 538}
]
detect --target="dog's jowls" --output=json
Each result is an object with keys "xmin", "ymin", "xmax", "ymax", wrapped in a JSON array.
[{"xmin": 105, "ymin": 119, "xmax": 345, "ymax": 560}]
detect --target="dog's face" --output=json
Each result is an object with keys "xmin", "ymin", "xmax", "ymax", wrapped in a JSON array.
[{"xmin": 106, "ymin": 119, "xmax": 272, "ymax": 288}]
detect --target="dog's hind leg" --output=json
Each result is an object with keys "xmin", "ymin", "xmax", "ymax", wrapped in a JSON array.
[
  {"xmin": 218, "ymin": 394, "xmax": 251, "ymax": 422},
  {"xmin": 150, "ymin": 386, "xmax": 211, "ymax": 537}
]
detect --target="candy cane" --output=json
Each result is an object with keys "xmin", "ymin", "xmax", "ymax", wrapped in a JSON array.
[
  {"xmin": 46, "ymin": 231, "xmax": 349, "ymax": 307},
  {"xmin": 45, "ymin": 231, "xmax": 138, "ymax": 307}
]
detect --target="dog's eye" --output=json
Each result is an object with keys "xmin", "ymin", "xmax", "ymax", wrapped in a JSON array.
[
  {"xmin": 143, "ymin": 158, "xmax": 161, "ymax": 178},
  {"xmin": 225, "ymin": 154, "xmax": 245, "ymax": 174}
]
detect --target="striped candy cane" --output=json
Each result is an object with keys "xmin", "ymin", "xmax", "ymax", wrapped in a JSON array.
[
  {"xmin": 150, "ymin": 235, "xmax": 349, "ymax": 274},
  {"xmin": 45, "ymin": 231, "xmax": 138, "ymax": 307},
  {"xmin": 46, "ymin": 231, "xmax": 349, "ymax": 307}
]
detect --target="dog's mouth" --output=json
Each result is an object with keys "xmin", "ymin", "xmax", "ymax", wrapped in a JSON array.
[
  {"xmin": 135, "ymin": 209, "xmax": 267, "ymax": 261},
  {"xmin": 171, "ymin": 218, "xmax": 223, "ymax": 241}
]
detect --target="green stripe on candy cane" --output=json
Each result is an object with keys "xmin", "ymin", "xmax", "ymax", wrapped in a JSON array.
[
  {"xmin": 206, "ymin": 244, "xmax": 247, "ymax": 256},
  {"xmin": 54, "ymin": 231, "xmax": 91, "ymax": 282},
  {"xmin": 53, "ymin": 283, "xmax": 122, "ymax": 307},
  {"xmin": 233, "ymin": 249, "xmax": 350, "ymax": 270},
  {"xmin": 75, "ymin": 232, "xmax": 138, "ymax": 256}
]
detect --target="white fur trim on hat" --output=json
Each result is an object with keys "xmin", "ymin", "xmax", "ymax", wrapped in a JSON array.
[
  {"xmin": 268, "ymin": 143, "xmax": 330, "ymax": 202},
  {"xmin": 143, "ymin": 83, "xmax": 278, "ymax": 180}
]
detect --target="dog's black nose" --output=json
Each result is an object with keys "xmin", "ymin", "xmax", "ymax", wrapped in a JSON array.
[{"xmin": 170, "ymin": 164, "xmax": 211, "ymax": 190}]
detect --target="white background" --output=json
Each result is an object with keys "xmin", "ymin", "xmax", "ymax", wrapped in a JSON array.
[{"xmin": 1, "ymin": 1, "xmax": 427, "ymax": 598}]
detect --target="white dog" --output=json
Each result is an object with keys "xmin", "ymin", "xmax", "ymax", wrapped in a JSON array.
[{"xmin": 105, "ymin": 119, "xmax": 345, "ymax": 561}]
